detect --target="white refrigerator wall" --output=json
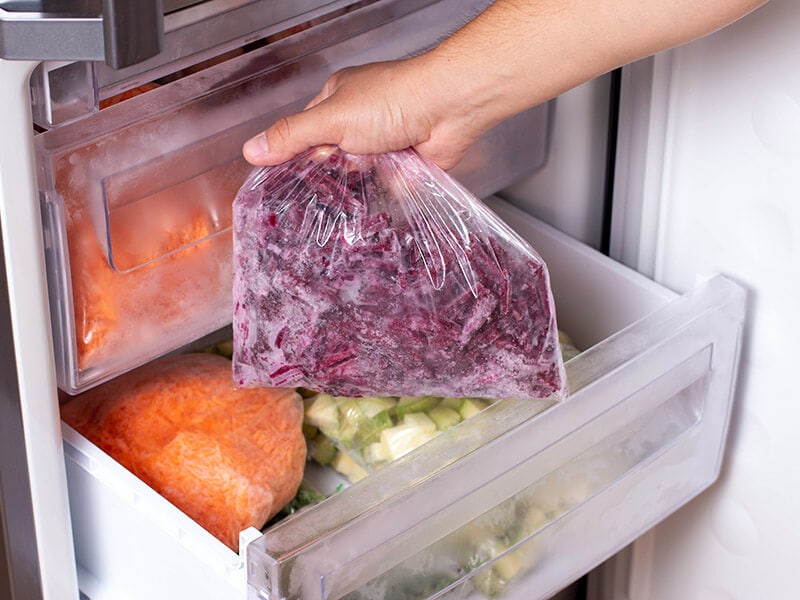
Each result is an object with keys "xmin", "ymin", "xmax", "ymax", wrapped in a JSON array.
[{"xmin": 613, "ymin": 1, "xmax": 799, "ymax": 598}]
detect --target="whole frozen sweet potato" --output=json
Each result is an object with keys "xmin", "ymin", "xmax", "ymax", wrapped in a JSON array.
[{"xmin": 61, "ymin": 353, "xmax": 306, "ymax": 551}]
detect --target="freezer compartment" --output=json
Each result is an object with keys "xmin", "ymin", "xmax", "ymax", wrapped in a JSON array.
[
  {"xmin": 61, "ymin": 199, "xmax": 744, "ymax": 600},
  {"xmin": 36, "ymin": 0, "xmax": 550, "ymax": 394}
]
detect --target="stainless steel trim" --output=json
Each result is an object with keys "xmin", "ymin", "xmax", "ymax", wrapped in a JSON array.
[
  {"xmin": 0, "ymin": 1, "xmax": 163, "ymax": 68},
  {"xmin": 94, "ymin": 0, "xmax": 362, "ymax": 95},
  {"xmin": 101, "ymin": 0, "xmax": 164, "ymax": 69},
  {"xmin": 0, "ymin": 9, "xmax": 104, "ymax": 61}
]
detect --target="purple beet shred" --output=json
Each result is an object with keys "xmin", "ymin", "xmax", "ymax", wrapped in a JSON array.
[{"xmin": 232, "ymin": 146, "xmax": 565, "ymax": 400}]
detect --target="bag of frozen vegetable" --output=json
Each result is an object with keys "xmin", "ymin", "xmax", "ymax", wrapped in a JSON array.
[{"xmin": 232, "ymin": 145, "xmax": 566, "ymax": 401}]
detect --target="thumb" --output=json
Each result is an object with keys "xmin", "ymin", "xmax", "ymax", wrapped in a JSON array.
[{"xmin": 242, "ymin": 108, "xmax": 337, "ymax": 166}]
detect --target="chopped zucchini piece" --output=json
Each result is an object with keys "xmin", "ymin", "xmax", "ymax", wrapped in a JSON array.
[
  {"xmin": 380, "ymin": 424, "xmax": 438, "ymax": 460},
  {"xmin": 358, "ymin": 410, "xmax": 394, "ymax": 446},
  {"xmin": 428, "ymin": 405, "xmax": 462, "ymax": 430},
  {"xmin": 335, "ymin": 398, "xmax": 396, "ymax": 446},
  {"xmin": 458, "ymin": 398, "xmax": 489, "ymax": 420},
  {"xmin": 304, "ymin": 394, "xmax": 340, "ymax": 432},
  {"xmin": 401, "ymin": 412, "xmax": 437, "ymax": 433},
  {"xmin": 353, "ymin": 396, "xmax": 398, "ymax": 417},
  {"xmin": 364, "ymin": 441, "xmax": 391, "ymax": 465},
  {"xmin": 332, "ymin": 452, "xmax": 369, "ymax": 483},
  {"xmin": 493, "ymin": 545, "xmax": 522, "ymax": 583},
  {"xmin": 439, "ymin": 397, "xmax": 464, "ymax": 410},
  {"xmin": 310, "ymin": 434, "xmax": 338, "ymax": 466},
  {"xmin": 396, "ymin": 396, "xmax": 440, "ymax": 419}
]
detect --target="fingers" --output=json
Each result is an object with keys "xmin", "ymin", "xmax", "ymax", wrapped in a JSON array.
[
  {"xmin": 243, "ymin": 107, "xmax": 338, "ymax": 166},
  {"xmin": 243, "ymin": 73, "xmax": 342, "ymax": 166}
]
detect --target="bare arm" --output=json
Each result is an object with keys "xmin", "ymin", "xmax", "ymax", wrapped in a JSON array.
[{"xmin": 243, "ymin": 0, "xmax": 768, "ymax": 169}]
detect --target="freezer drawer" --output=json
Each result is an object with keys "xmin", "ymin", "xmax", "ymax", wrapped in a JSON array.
[
  {"xmin": 61, "ymin": 198, "xmax": 745, "ymax": 600},
  {"xmin": 35, "ymin": 0, "xmax": 548, "ymax": 394}
]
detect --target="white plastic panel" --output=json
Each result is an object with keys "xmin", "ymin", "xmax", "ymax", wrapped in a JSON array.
[
  {"xmin": 611, "ymin": 2, "xmax": 800, "ymax": 598},
  {"xmin": 0, "ymin": 58, "xmax": 80, "ymax": 600},
  {"xmin": 501, "ymin": 74, "xmax": 613, "ymax": 251},
  {"xmin": 62, "ymin": 423, "xmax": 250, "ymax": 600}
]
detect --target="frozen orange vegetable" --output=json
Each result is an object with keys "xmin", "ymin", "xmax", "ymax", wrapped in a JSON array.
[{"xmin": 61, "ymin": 353, "xmax": 306, "ymax": 551}]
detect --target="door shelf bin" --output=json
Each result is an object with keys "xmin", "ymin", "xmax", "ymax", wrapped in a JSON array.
[{"xmin": 61, "ymin": 199, "xmax": 745, "ymax": 600}]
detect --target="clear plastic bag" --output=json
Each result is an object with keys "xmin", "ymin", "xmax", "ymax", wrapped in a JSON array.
[{"xmin": 232, "ymin": 145, "xmax": 566, "ymax": 401}]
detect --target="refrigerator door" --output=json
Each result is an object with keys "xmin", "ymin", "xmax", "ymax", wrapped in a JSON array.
[
  {"xmin": 0, "ymin": 58, "xmax": 79, "ymax": 600},
  {"xmin": 609, "ymin": 1, "xmax": 800, "ymax": 598}
]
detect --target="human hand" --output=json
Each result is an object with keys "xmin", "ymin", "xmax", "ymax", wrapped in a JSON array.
[
  {"xmin": 242, "ymin": 56, "xmax": 492, "ymax": 170},
  {"xmin": 243, "ymin": 0, "xmax": 768, "ymax": 171}
]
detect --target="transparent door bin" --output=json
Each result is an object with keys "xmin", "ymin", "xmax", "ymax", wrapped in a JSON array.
[
  {"xmin": 245, "ymin": 201, "xmax": 745, "ymax": 600},
  {"xmin": 36, "ymin": 0, "xmax": 549, "ymax": 394}
]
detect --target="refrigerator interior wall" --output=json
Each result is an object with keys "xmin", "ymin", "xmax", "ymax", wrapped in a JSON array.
[
  {"xmin": 501, "ymin": 74, "xmax": 613, "ymax": 250},
  {"xmin": 609, "ymin": 1, "xmax": 799, "ymax": 598}
]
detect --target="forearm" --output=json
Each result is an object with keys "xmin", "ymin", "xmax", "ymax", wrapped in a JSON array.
[
  {"xmin": 417, "ymin": 0, "xmax": 768, "ymax": 134},
  {"xmin": 244, "ymin": 0, "xmax": 768, "ymax": 168}
]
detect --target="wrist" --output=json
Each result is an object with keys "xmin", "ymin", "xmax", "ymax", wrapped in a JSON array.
[{"xmin": 409, "ymin": 46, "xmax": 508, "ymax": 149}]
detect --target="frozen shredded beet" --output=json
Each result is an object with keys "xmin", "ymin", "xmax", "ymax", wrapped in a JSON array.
[{"xmin": 232, "ymin": 145, "xmax": 566, "ymax": 401}]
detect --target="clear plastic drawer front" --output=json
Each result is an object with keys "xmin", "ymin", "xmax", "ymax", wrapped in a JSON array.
[
  {"xmin": 35, "ymin": 0, "xmax": 549, "ymax": 393},
  {"xmin": 246, "ymin": 202, "xmax": 745, "ymax": 600}
]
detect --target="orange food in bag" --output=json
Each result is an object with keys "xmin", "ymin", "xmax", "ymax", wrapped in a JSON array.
[{"xmin": 61, "ymin": 353, "xmax": 306, "ymax": 551}]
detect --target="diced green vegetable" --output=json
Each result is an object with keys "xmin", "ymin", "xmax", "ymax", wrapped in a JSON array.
[
  {"xmin": 310, "ymin": 434, "xmax": 338, "ymax": 466},
  {"xmin": 332, "ymin": 452, "xmax": 369, "ymax": 482},
  {"xmin": 353, "ymin": 396, "xmax": 398, "ymax": 417},
  {"xmin": 492, "ymin": 545, "xmax": 522, "ymax": 584},
  {"xmin": 459, "ymin": 398, "xmax": 489, "ymax": 420},
  {"xmin": 401, "ymin": 412, "xmax": 437, "ymax": 433},
  {"xmin": 335, "ymin": 400, "xmax": 362, "ymax": 443},
  {"xmin": 364, "ymin": 441, "xmax": 391, "ymax": 465},
  {"xmin": 396, "ymin": 396, "xmax": 440, "ymax": 419},
  {"xmin": 380, "ymin": 423, "xmax": 438, "ymax": 461},
  {"xmin": 439, "ymin": 397, "xmax": 464, "ymax": 410},
  {"xmin": 428, "ymin": 405, "xmax": 462, "ymax": 430},
  {"xmin": 336, "ymin": 399, "xmax": 394, "ymax": 446},
  {"xmin": 303, "ymin": 393, "xmax": 496, "ymax": 475},
  {"xmin": 304, "ymin": 394, "xmax": 340, "ymax": 432}
]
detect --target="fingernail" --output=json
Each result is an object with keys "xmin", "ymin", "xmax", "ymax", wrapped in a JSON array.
[{"xmin": 243, "ymin": 133, "xmax": 269, "ymax": 161}]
